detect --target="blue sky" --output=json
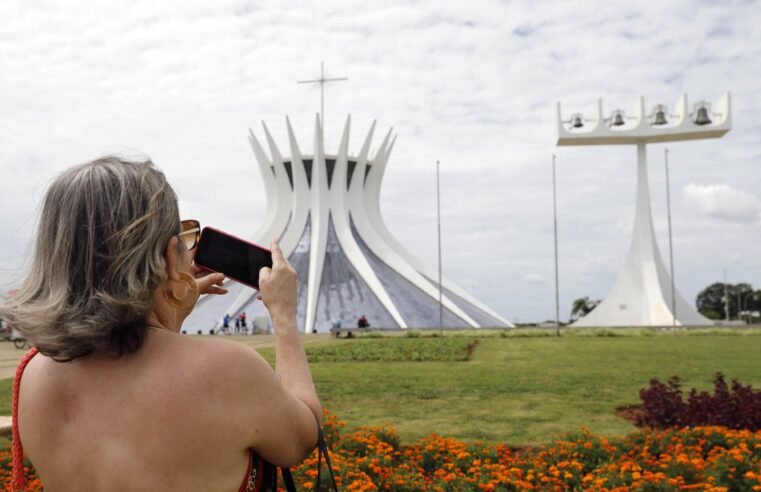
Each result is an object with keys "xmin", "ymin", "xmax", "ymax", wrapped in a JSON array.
[{"xmin": 1, "ymin": 0, "xmax": 760, "ymax": 323}]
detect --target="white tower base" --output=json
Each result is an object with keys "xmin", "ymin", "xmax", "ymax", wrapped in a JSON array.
[{"xmin": 573, "ymin": 143, "xmax": 712, "ymax": 327}]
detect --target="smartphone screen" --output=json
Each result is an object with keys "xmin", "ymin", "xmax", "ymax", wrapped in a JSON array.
[{"xmin": 195, "ymin": 227, "xmax": 273, "ymax": 290}]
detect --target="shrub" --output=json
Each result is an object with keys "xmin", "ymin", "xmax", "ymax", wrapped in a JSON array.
[{"xmin": 638, "ymin": 373, "xmax": 761, "ymax": 430}]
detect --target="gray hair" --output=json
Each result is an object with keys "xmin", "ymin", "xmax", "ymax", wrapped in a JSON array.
[{"xmin": 1, "ymin": 156, "xmax": 180, "ymax": 361}]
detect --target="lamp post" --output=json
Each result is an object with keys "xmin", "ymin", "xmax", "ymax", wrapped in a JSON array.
[
  {"xmin": 556, "ymin": 93, "xmax": 732, "ymax": 327},
  {"xmin": 665, "ymin": 148, "xmax": 676, "ymax": 327},
  {"xmin": 437, "ymin": 160, "xmax": 443, "ymax": 336},
  {"xmin": 552, "ymin": 154, "xmax": 560, "ymax": 336}
]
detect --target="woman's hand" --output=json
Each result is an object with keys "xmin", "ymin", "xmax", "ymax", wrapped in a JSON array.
[
  {"xmin": 257, "ymin": 239, "xmax": 297, "ymax": 321},
  {"xmin": 191, "ymin": 266, "xmax": 228, "ymax": 296}
]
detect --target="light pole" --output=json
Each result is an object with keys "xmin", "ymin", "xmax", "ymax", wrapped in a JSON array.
[
  {"xmin": 556, "ymin": 93, "xmax": 731, "ymax": 327},
  {"xmin": 437, "ymin": 160, "xmax": 443, "ymax": 336},
  {"xmin": 665, "ymin": 148, "xmax": 676, "ymax": 327},
  {"xmin": 552, "ymin": 154, "xmax": 560, "ymax": 336}
]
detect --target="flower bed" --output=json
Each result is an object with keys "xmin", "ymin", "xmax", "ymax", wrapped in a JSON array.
[
  {"xmin": 295, "ymin": 412, "xmax": 761, "ymax": 491},
  {"xmin": 3, "ymin": 411, "xmax": 761, "ymax": 491}
]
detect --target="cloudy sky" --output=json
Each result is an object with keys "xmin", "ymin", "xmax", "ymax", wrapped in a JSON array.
[{"xmin": 1, "ymin": 0, "xmax": 760, "ymax": 323}]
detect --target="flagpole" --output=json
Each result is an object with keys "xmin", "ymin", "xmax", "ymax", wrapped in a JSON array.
[
  {"xmin": 552, "ymin": 154, "xmax": 560, "ymax": 336},
  {"xmin": 437, "ymin": 160, "xmax": 443, "ymax": 336},
  {"xmin": 665, "ymin": 148, "xmax": 677, "ymax": 327}
]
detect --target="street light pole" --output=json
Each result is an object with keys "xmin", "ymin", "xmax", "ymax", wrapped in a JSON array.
[
  {"xmin": 552, "ymin": 154, "xmax": 560, "ymax": 336},
  {"xmin": 665, "ymin": 148, "xmax": 676, "ymax": 327},
  {"xmin": 437, "ymin": 160, "xmax": 443, "ymax": 336}
]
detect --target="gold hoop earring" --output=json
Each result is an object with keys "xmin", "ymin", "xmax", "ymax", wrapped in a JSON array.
[{"xmin": 163, "ymin": 272, "xmax": 199, "ymax": 310}]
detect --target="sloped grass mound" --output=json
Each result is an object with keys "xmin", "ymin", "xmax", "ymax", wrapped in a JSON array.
[{"xmin": 305, "ymin": 338, "xmax": 478, "ymax": 362}]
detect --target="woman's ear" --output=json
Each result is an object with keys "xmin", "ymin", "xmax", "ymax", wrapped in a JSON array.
[{"xmin": 164, "ymin": 236, "xmax": 182, "ymax": 281}]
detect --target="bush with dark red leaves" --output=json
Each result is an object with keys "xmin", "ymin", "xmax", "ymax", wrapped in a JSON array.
[{"xmin": 637, "ymin": 373, "xmax": 761, "ymax": 430}]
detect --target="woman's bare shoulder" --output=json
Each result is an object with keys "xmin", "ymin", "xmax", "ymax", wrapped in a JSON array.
[
  {"xmin": 179, "ymin": 335, "xmax": 267, "ymax": 366},
  {"xmin": 169, "ymin": 335, "xmax": 275, "ymax": 394}
]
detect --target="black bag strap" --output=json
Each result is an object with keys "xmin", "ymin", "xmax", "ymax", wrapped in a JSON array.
[
  {"xmin": 315, "ymin": 428, "xmax": 339, "ymax": 491},
  {"xmin": 281, "ymin": 467, "xmax": 297, "ymax": 492},
  {"xmin": 276, "ymin": 427, "xmax": 338, "ymax": 491}
]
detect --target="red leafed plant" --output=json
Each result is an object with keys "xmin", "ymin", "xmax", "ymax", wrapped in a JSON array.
[{"xmin": 638, "ymin": 372, "xmax": 761, "ymax": 430}]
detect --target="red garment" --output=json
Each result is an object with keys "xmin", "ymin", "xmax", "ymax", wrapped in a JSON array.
[{"xmin": 11, "ymin": 347, "xmax": 259, "ymax": 491}]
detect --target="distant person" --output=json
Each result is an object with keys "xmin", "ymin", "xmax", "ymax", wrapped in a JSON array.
[
  {"xmin": 223, "ymin": 313, "xmax": 230, "ymax": 329},
  {"xmin": 241, "ymin": 311, "xmax": 247, "ymax": 329},
  {"xmin": 1, "ymin": 156, "xmax": 321, "ymax": 490},
  {"xmin": 357, "ymin": 314, "xmax": 369, "ymax": 328}
]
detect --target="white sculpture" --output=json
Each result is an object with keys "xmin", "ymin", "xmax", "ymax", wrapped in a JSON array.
[
  {"xmin": 187, "ymin": 115, "xmax": 512, "ymax": 333},
  {"xmin": 556, "ymin": 93, "xmax": 732, "ymax": 327}
]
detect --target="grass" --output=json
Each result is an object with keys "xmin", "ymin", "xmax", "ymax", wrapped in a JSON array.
[
  {"xmin": 259, "ymin": 332, "xmax": 761, "ymax": 446},
  {"xmin": 3, "ymin": 330, "xmax": 760, "ymax": 447},
  {"xmin": 0, "ymin": 378, "xmax": 10, "ymax": 415}
]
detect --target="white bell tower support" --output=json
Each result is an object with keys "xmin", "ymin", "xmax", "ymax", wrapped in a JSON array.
[{"xmin": 557, "ymin": 93, "xmax": 732, "ymax": 326}]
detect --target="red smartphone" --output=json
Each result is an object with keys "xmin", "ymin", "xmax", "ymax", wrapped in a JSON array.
[{"xmin": 194, "ymin": 227, "xmax": 273, "ymax": 290}]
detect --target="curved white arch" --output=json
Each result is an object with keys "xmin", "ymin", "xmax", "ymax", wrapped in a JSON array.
[
  {"xmin": 275, "ymin": 116, "xmax": 311, "ymax": 257},
  {"xmin": 360, "ymin": 136, "xmax": 513, "ymax": 326},
  {"xmin": 349, "ymin": 133, "xmax": 480, "ymax": 327},
  {"xmin": 329, "ymin": 115, "xmax": 407, "ymax": 328},
  {"xmin": 247, "ymin": 129, "xmax": 278, "ymax": 244},
  {"xmin": 304, "ymin": 115, "xmax": 331, "ymax": 334}
]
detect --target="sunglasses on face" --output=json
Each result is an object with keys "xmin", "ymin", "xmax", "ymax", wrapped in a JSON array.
[{"xmin": 178, "ymin": 219, "xmax": 200, "ymax": 251}]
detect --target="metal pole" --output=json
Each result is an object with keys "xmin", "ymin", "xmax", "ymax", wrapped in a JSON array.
[
  {"xmin": 552, "ymin": 154, "xmax": 560, "ymax": 336},
  {"xmin": 437, "ymin": 160, "xmax": 443, "ymax": 336},
  {"xmin": 723, "ymin": 268, "xmax": 730, "ymax": 323},
  {"xmin": 665, "ymin": 148, "xmax": 676, "ymax": 327}
]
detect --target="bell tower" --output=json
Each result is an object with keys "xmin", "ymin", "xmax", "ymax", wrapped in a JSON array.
[{"xmin": 556, "ymin": 93, "xmax": 732, "ymax": 326}]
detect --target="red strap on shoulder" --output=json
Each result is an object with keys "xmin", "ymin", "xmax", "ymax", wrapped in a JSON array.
[
  {"xmin": 12, "ymin": 347, "xmax": 39, "ymax": 492},
  {"xmin": 256, "ymin": 454, "xmax": 264, "ymax": 491}
]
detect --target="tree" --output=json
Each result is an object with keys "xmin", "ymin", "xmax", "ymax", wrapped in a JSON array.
[
  {"xmin": 570, "ymin": 297, "xmax": 600, "ymax": 321},
  {"xmin": 695, "ymin": 282, "xmax": 759, "ymax": 321}
]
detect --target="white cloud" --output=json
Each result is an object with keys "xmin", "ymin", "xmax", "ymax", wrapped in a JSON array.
[
  {"xmin": 682, "ymin": 183, "xmax": 761, "ymax": 223},
  {"xmin": 524, "ymin": 273, "xmax": 544, "ymax": 284}
]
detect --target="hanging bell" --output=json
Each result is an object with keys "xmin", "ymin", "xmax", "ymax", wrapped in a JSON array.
[
  {"xmin": 571, "ymin": 116, "xmax": 583, "ymax": 128},
  {"xmin": 611, "ymin": 112, "xmax": 625, "ymax": 126},
  {"xmin": 652, "ymin": 107, "xmax": 667, "ymax": 125},
  {"xmin": 694, "ymin": 106, "xmax": 712, "ymax": 125}
]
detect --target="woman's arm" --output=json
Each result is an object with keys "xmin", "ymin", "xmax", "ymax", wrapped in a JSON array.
[
  {"xmin": 225, "ymin": 239, "xmax": 321, "ymax": 466},
  {"xmin": 260, "ymin": 241, "xmax": 322, "ymax": 426}
]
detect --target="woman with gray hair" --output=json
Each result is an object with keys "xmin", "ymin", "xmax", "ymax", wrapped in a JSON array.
[{"xmin": 2, "ymin": 156, "xmax": 321, "ymax": 491}]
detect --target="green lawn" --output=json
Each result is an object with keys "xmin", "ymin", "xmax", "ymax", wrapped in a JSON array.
[
  {"xmin": 287, "ymin": 332, "xmax": 761, "ymax": 446},
  {"xmin": 3, "ymin": 331, "xmax": 760, "ymax": 447}
]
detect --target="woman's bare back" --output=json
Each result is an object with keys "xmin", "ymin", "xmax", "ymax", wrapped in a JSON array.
[{"xmin": 18, "ymin": 330, "xmax": 254, "ymax": 492}]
